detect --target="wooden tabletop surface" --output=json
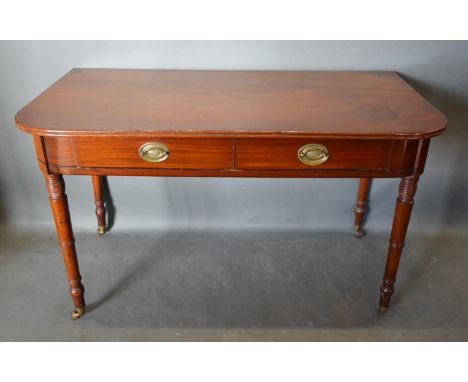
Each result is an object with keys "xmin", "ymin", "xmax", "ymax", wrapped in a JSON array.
[{"xmin": 15, "ymin": 69, "xmax": 447, "ymax": 139}]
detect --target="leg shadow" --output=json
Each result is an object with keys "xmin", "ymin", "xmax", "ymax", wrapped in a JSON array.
[{"xmin": 102, "ymin": 176, "xmax": 116, "ymax": 232}]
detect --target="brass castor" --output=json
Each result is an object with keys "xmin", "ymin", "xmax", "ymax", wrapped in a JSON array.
[
  {"xmin": 379, "ymin": 306, "xmax": 388, "ymax": 315},
  {"xmin": 355, "ymin": 225, "xmax": 366, "ymax": 238},
  {"xmin": 97, "ymin": 225, "xmax": 106, "ymax": 235},
  {"xmin": 71, "ymin": 306, "xmax": 86, "ymax": 320}
]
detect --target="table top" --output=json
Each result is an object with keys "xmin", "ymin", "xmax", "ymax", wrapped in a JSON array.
[{"xmin": 15, "ymin": 69, "xmax": 447, "ymax": 139}]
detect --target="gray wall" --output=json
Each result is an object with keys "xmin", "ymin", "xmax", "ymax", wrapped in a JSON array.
[{"xmin": 0, "ymin": 41, "xmax": 467, "ymax": 234}]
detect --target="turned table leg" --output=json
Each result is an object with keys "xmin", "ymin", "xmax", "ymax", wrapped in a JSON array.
[
  {"xmin": 92, "ymin": 175, "xmax": 107, "ymax": 235},
  {"xmin": 45, "ymin": 174, "xmax": 86, "ymax": 319},
  {"xmin": 354, "ymin": 178, "xmax": 371, "ymax": 237},
  {"xmin": 379, "ymin": 175, "xmax": 419, "ymax": 314}
]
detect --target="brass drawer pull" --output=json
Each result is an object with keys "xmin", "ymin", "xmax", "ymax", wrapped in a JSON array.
[
  {"xmin": 139, "ymin": 142, "xmax": 170, "ymax": 162},
  {"xmin": 298, "ymin": 143, "xmax": 329, "ymax": 166}
]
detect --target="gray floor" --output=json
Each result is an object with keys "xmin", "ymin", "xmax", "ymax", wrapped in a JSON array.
[{"xmin": 0, "ymin": 226, "xmax": 467, "ymax": 341}]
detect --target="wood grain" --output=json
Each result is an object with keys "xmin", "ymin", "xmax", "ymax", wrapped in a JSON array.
[
  {"xmin": 43, "ymin": 136, "xmax": 233, "ymax": 169},
  {"xmin": 41, "ymin": 135, "xmax": 423, "ymax": 175},
  {"xmin": 380, "ymin": 175, "xmax": 419, "ymax": 311},
  {"xmin": 14, "ymin": 69, "xmax": 448, "ymax": 317},
  {"xmin": 16, "ymin": 69, "xmax": 447, "ymax": 139},
  {"xmin": 235, "ymin": 138, "xmax": 391, "ymax": 170},
  {"xmin": 45, "ymin": 174, "xmax": 85, "ymax": 315}
]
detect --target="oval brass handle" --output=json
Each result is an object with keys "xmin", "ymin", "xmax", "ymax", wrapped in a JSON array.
[
  {"xmin": 298, "ymin": 143, "xmax": 329, "ymax": 166},
  {"xmin": 139, "ymin": 142, "xmax": 170, "ymax": 162}
]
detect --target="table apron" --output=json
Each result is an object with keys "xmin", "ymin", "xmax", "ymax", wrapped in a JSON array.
[{"xmin": 38, "ymin": 136, "xmax": 426, "ymax": 177}]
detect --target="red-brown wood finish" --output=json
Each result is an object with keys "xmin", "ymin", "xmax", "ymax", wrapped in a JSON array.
[
  {"xmin": 45, "ymin": 174, "xmax": 86, "ymax": 319},
  {"xmin": 16, "ymin": 69, "xmax": 447, "ymax": 139},
  {"xmin": 44, "ymin": 136, "xmax": 234, "ymax": 169},
  {"xmin": 235, "ymin": 139, "xmax": 391, "ymax": 170},
  {"xmin": 92, "ymin": 175, "xmax": 107, "ymax": 235},
  {"xmin": 379, "ymin": 175, "xmax": 419, "ymax": 313},
  {"xmin": 40, "ymin": 136, "xmax": 420, "ymax": 176},
  {"xmin": 354, "ymin": 178, "xmax": 372, "ymax": 238},
  {"xmin": 14, "ymin": 70, "xmax": 448, "ymax": 319}
]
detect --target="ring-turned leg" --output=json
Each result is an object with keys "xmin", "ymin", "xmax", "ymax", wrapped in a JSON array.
[
  {"xmin": 379, "ymin": 175, "xmax": 419, "ymax": 314},
  {"xmin": 92, "ymin": 175, "xmax": 107, "ymax": 235},
  {"xmin": 354, "ymin": 178, "xmax": 371, "ymax": 237},
  {"xmin": 45, "ymin": 174, "xmax": 86, "ymax": 319}
]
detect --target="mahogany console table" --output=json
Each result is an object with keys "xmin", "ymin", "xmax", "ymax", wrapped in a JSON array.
[{"xmin": 15, "ymin": 69, "xmax": 447, "ymax": 319}]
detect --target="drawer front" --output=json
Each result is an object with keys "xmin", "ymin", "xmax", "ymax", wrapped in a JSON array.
[
  {"xmin": 235, "ymin": 138, "xmax": 392, "ymax": 170},
  {"xmin": 44, "ymin": 136, "xmax": 234, "ymax": 169}
]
